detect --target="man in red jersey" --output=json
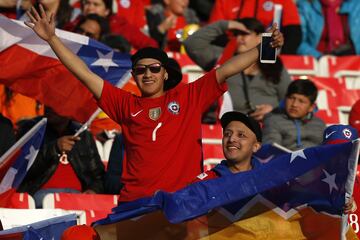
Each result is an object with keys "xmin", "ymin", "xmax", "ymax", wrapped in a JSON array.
[{"xmin": 24, "ymin": 5, "xmax": 283, "ymax": 202}]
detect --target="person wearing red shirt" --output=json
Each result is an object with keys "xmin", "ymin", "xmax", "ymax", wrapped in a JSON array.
[
  {"xmin": 209, "ymin": 0, "xmax": 302, "ymax": 54},
  {"xmin": 17, "ymin": 107, "xmax": 105, "ymax": 208},
  {"xmin": 64, "ymin": 0, "xmax": 158, "ymax": 50},
  {"xmin": 25, "ymin": 5, "xmax": 283, "ymax": 202},
  {"xmin": 145, "ymin": 0, "xmax": 200, "ymax": 51}
]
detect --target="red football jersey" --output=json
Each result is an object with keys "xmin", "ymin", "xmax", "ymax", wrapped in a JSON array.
[
  {"xmin": 98, "ymin": 70, "xmax": 227, "ymax": 201},
  {"xmin": 209, "ymin": 0, "xmax": 300, "ymax": 28}
]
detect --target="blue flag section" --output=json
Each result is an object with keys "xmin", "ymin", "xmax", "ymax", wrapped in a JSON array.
[
  {"xmin": 0, "ymin": 119, "xmax": 47, "ymax": 196},
  {"xmin": 94, "ymin": 141, "xmax": 360, "ymax": 239},
  {"xmin": 253, "ymin": 143, "xmax": 291, "ymax": 164},
  {"xmin": 0, "ymin": 214, "xmax": 77, "ymax": 240}
]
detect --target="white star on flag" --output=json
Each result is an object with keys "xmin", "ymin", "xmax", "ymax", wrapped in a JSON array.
[
  {"xmin": 321, "ymin": 169, "xmax": 338, "ymax": 193},
  {"xmin": 91, "ymin": 50, "xmax": 119, "ymax": 72},
  {"xmin": 290, "ymin": 149, "xmax": 307, "ymax": 163},
  {"xmin": 25, "ymin": 145, "xmax": 39, "ymax": 171}
]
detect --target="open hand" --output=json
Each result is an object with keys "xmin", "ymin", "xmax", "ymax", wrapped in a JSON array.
[{"xmin": 24, "ymin": 4, "xmax": 56, "ymax": 42}]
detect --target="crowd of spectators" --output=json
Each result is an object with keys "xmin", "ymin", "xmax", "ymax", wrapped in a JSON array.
[{"xmin": 0, "ymin": 0, "xmax": 359, "ymax": 232}]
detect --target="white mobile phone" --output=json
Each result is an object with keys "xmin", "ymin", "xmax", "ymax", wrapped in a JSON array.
[{"xmin": 260, "ymin": 32, "xmax": 277, "ymax": 64}]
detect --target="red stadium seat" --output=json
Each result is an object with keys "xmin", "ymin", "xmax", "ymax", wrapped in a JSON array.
[
  {"xmin": 306, "ymin": 76, "xmax": 359, "ymax": 125},
  {"xmin": 201, "ymin": 124, "xmax": 223, "ymax": 171},
  {"xmin": 319, "ymin": 55, "xmax": 360, "ymax": 78},
  {"xmin": 42, "ymin": 193, "xmax": 118, "ymax": 225},
  {"xmin": 0, "ymin": 192, "xmax": 35, "ymax": 209},
  {"xmin": 280, "ymin": 55, "xmax": 319, "ymax": 77},
  {"xmin": 166, "ymin": 51, "xmax": 204, "ymax": 83}
]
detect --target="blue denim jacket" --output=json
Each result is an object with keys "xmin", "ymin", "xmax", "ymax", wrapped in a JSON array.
[{"xmin": 296, "ymin": 0, "xmax": 360, "ymax": 58}]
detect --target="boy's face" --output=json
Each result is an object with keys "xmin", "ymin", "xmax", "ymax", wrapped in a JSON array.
[
  {"xmin": 131, "ymin": 58, "xmax": 167, "ymax": 98},
  {"xmin": 222, "ymin": 121, "xmax": 260, "ymax": 164},
  {"xmin": 285, "ymin": 93, "xmax": 315, "ymax": 119}
]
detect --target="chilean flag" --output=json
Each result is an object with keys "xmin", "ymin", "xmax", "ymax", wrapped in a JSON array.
[
  {"xmin": 0, "ymin": 118, "xmax": 46, "ymax": 207},
  {"xmin": 0, "ymin": 15, "xmax": 132, "ymax": 123}
]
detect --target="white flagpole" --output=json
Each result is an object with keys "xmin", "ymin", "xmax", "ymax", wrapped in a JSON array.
[{"xmin": 341, "ymin": 139, "xmax": 360, "ymax": 239}]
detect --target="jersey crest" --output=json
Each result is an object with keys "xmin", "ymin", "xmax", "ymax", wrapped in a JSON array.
[
  {"xmin": 149, "ymin": 107, "xmax": 161, "ymax": 121},
  {"xmin": 168, "ymin": 101, "xmax": 180, "ymax": 115}
]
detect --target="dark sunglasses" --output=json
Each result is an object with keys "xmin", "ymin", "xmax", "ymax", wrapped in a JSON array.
[{"xmin": 133, "ymin": 63, "xmax": 163, "ymax": 75}]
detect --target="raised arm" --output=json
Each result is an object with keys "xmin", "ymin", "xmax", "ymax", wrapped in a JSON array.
[
  {"xmin": 25, "ymin": 5, "xmax": 104, "ymax": 99},
  {"xmin": 215, "ymin": 25, "xmax": 283, "ymax": 84}
]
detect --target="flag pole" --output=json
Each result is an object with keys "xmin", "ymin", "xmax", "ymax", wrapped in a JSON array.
[
  {"xmin": 341, "ymin": 139, "xmax": 360, "ymax": 239},
  {"xmin": 73, "ymin": 70, "xmax": 132, "ymax": 137}
]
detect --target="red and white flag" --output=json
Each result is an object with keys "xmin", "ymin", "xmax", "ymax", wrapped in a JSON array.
[{"xmin": 0, "ymin": 16, "xmax": 132, "ymax": 123}]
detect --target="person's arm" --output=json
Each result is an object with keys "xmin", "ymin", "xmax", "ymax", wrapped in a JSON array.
[
  {"xmin": 215, "ymin": 25, "xmax": 283, "ymax": 84},
  {"xmin": 183, "ymin": 20, "xmax": 231, "ymax": 71},
  {"xmin": 25, "ymin": 5, "xmax": 104, "ymax": 99}
]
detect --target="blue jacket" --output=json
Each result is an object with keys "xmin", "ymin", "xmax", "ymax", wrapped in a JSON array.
[
  {"xmin": 296, "ymin": 0, "xmax": 360, "ymax": 58},
  {"xmin": 212, "ymin": 158, "xmax": 261, "ymax": 177}
]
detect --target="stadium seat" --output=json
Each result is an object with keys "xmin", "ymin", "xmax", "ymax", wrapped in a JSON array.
[
  {"xmin": 42, "ymin": 193, "xmax": 118, "ymax": 225},
  {"xmin": 201, "ymin": 124, "xmax": 223, "ymax": 171},
  {"xmin": 309, "ymin": 76, "xmax": 359, "ymax": 125},
  {"xmin": 166, "ymin": 51, "xmax": 204, "ymax": 83},
  {"xmin": 280, "ymin": 55, "xmax": 319, "ymax": 77},
  {"xmin": 318, "ymin": 55, "xmax": 360, "ymax": 78},
  {"xmin": 1, "ymin": 192, "xmax": 36, "ymax": 209}
]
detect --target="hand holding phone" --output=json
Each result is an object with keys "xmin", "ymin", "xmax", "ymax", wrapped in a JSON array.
[{"xmin": 260, "ymin": 32, "xmax": 277, "ymax": 64}]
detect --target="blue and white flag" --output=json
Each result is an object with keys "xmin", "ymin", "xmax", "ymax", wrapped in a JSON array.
[
  {"xmin": 0, "ymin": 118, "xmax": 47, "ymax": 202},
  {"xmin": 0, "ymin": 214, "xmax": 77, "ymax": 240},
  {"xmin": 94, "ymin": 141, "xmax": 360, "ymax": 239}
]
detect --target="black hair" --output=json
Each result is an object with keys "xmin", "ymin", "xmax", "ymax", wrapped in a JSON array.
[
  {"xmin": 236, "ymin": 17, "xmax": 284, "ymax": 84},
  {"xmin": 286, "ymin": 79, "xmax": 318, "ymax": 103},
  {"xmin": 102, "ymin": 34, "xmax": 131, "ymax": 53},
  {"xmin": 75, "ymin": 14, "xmax": 110, "ymax": 39}
]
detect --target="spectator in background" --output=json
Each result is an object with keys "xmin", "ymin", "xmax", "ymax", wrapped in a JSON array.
[
  {"xmin": 19, "ymin": 0, "xmax": 80, "ymax": 29},
  {"xmin": 184, "ymin": 18, "xmax": 291, "ymax": 122},
  {"xmin": 65, "ymin": 0, "xmax": 158, "ymax": 50},
  {"xmin": 102, "ymin": 34, "xmax": 131, "ymax": 53},
  {"xmin": 0, "ymin": 113, "xmax": 15, "ymax": 157},
  {"xmin": 349, "ymin": 99, "xmax": 360, "ymax": 135},
  {"xmin": 209, "ymin": 0, "xmax": 302, "ymax": 54},
  {"xmin": 188, "ymin": 0, "xmax": 215, "ymax": 23},
  {"xmin": 17, "ymin": 107, "xmax": 105, "ymax": 208},
  {"xmin": 145, "ymin": 0, "xmax": 200, "ymax": 51},
  {"xmin": 296, "ymin": 0, "xmax": 360, "ymax": 58},
  {"xmin": 262, "ymin": 79, "xmax": 326, "ymax": 151},
  {"xmin": 0, "ymin": 0, "xmax": 32, "ymax": 19},
  {"xmin": 74, "ymin": 13, "xmax": 109, "ymax": 41}
]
